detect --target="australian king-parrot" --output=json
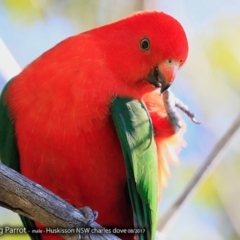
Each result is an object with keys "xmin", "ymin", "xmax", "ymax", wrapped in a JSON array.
[{"xmin": 0, "ymin": 11, "xmax": 192, "ymax": 240}]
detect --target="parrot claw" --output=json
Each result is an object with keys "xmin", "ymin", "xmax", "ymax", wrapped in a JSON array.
[
  {"xmin": 175, "ymin": 98, "xmax": 201, "ymax": 124},
  {"xmin": 162, "ymin": 89, "xmax": 182, "ymax": 133},
  {"xmin": 192, "ymin": 117, "xmax": 201, "ymax": 124},
  {"xmin": 161, "ymin": 89, "xmax": 201, "ymax": 132},
  {"xmin": 78, "ymin": 206, "xmax": 98, "ymax": 226}
]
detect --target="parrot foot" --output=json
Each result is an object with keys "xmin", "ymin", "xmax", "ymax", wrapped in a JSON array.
[
  {"xmin": 79, "ymin": 206, "xmax": 98, "ymax": 226},
  {"xmin": 77, "ymin": 207, "xmax": 98, "ymax": 240},
  {"xmin": 175, "ymin": 98, "xmax": 201, "ymax": 124},
  {"xmin": 162, "ymin": 89, "xmax": 200, "ymax": 132}
]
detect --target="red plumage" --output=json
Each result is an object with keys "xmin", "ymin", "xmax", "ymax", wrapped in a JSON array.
[{"xmin": 5, "ymin": 11, "xmax": 188, "ymax": 239}]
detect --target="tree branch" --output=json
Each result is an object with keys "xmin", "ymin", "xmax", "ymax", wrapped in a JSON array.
[
  {"xmin": 158, "ymin": 114, "xmax": 240, "ymax": 233},
  {"xmin": 0, "ymin": 162, "xmax": 120, "ymax": 240}
]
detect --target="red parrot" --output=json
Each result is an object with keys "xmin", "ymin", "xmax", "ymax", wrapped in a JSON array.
[{"xmin": 0, "ymin": 11, "xmax": 188, "ymax": 240}]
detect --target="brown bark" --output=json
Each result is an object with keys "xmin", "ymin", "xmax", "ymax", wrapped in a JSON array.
[{"xmin": 0, "ymin": 162, "xmax": 120, "ymax": 240}]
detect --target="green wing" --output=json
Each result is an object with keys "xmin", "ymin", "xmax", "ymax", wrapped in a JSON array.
[
  {"xmin": 111, "ymin": 97, "xmax": 158, "ymax": 240},
  {"xmin": 0, "ymin": 80, "xmax": 41, "ymax": 240}
]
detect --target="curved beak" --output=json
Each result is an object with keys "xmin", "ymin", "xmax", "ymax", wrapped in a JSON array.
[
  {"xmin": 158, "ymin": 71, "xmax": 171, "ymax": 93},
  {"xmin": 147, "ymin": 61, "xmax": 179, "ymax": 93}
]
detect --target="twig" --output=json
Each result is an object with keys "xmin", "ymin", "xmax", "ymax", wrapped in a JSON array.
[
  {"xmin": 0, "ymin": 162, "xmax": 120, "ymax": 240},
  {"xmin": 158, "ymin": 114, "xmax": 240, "ymax": 233}
]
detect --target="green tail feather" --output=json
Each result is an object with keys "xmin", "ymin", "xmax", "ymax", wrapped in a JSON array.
[
  {"xmin": 0, "ymin": 80, "xmax": 41, "ymax": 240},
  {"xmin": 111, "ymin": 97, "xmax": 158, "ymax": 240}
]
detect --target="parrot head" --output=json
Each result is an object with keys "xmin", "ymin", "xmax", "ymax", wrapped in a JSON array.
[{"xmin": 95, "ymin": 11, "xmax": 188, "ymax": 97}]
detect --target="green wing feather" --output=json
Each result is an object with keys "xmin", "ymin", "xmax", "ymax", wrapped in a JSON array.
[
  {"xmin": 0, "ymin": 80, "xmax": 41, "ymax": 240},
  {"xmin": 111, "ymin": 97, "xmax": 158, "ymax": 240}
]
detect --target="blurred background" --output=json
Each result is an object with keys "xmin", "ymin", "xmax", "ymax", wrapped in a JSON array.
[{"xmin": 0, "ymin": 0, "xmax": 240, "ymax": 239}]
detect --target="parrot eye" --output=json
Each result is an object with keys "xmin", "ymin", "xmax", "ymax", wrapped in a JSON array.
[{"xmin": 140, "ymin": 37, "xmax": 150, "ymax": 51}]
